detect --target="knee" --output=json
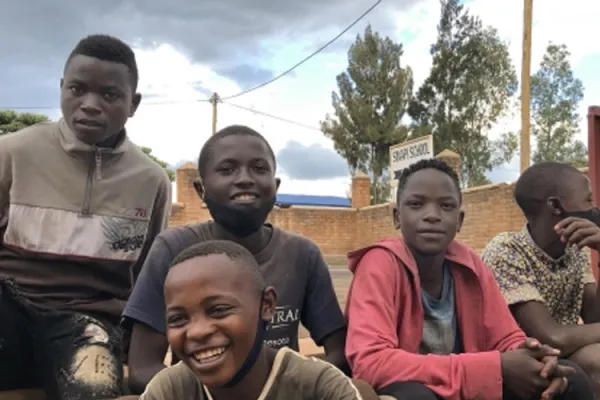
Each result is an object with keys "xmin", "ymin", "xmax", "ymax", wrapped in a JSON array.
[
  {"xmin": 559, "ymin": 359, "xmax": 595, "ymax": 399},
  {"xmin": 377, "ymin": 381, "xmax": 439, "ymax": 400},
  {"xmin": 569, "ymin": 343, "xmax": 600, "ymax": 379}
]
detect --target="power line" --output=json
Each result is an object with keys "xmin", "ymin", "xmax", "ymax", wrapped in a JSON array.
[
  {"xmin": 221, "ymin": 101, "xmax": 321, "ymax": 132},
  {"xmin": 220, "ymin": 0, "xmax": 383, "ymax": 101}
]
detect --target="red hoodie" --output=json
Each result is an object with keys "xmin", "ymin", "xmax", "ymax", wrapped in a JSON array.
[{"xmin": 345, "ymin": 237, "xmax": 526, "ymax": 400}]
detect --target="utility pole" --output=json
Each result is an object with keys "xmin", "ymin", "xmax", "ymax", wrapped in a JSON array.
[
  {"xmin": 210, "ymin": 92, "xmax": 219, "ymax": 135},
  {"xmin": 520, "ymin": 0, "xmax": 533, "ymax": 173}
]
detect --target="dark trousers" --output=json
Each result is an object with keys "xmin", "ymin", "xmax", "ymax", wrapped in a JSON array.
[
  {"xmin": 377, "ymin": 360, "xmax": 594, "ymax": 400},
  {"xmin": 0, "ymin": 280, "xmax": 124, "ymax": 400}
]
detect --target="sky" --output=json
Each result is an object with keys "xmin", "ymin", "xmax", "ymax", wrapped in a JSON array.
[{"xmin": 1, "ymin": 0, "xmax": 599, "ymax": 200}]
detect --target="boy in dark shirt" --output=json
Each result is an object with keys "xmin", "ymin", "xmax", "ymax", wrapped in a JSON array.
[{"xmin": 123, "ymin": 125, "xmax": 347, "ymax": 393}]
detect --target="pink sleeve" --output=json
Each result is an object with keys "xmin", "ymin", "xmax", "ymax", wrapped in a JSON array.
[
  {"xmin": 477, "ymin": 258, "xmax": 527, "ymax": 351},
  {"xmin": 345, "ymin": 249, "xmax": 504, "ymax": 400}
]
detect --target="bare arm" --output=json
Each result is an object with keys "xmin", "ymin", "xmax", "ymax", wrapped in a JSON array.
[
  {"xmin": 581, "ymin": 282, "xmax": 600, "ymax": 323},
  {"xmin": 512, "ymin": 300, "xmax": 600, "ymax": 356},
  {"xmin": 128, "ymin": 322, "xmax": 170, "ymax": 394},
  {"xmin": 318, "ymin": 328, "xmax": 350, "ymax": 375}
]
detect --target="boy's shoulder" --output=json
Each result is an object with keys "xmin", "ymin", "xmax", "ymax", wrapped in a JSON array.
[
  {"xmin": 122, "ymin": 142, "xmax": 171, "ymax": 185},
  {"xmin": 275, "ymin": 348, "xmax": 362, "ymax": 398},
  {"xmin": 155, "ymin": 222, "xmax": 209, "ymax": 250},
  {"xmin": 276, "ymin": 226, "xmax": 320, "ymax": 252},
  {"xmin": 0, "ymin": 121, "xmax": 58, "ymax": 153},
  {"xmin": 142, "ymin": 361, "xmax": 203, "ymax": 399},
  {"xmin": 481, "ymin": 230, "xmax": 529, "ymax": 260}
]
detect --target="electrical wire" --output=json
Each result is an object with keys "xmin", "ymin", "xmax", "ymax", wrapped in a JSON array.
[
  {"xmin": 219, "ymin": 0, "xmax": 383, "ymax": 101},
  {"xmin": 221, "ymin": 101, "xmax": 321, "ymax": 131}
]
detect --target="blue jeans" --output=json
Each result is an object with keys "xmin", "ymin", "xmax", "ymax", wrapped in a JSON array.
[{"xmin": 0, "ymin": 279, "xmax": 124, "ymax": 400}]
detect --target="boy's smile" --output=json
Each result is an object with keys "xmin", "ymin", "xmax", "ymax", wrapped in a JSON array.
[
  {"xmin": 200, "ymin": 135, "xmax": 279, "ymax": 208},
  {"xmin": 164, "ymin": 253, "xmax": 275, "ymax": 387}
]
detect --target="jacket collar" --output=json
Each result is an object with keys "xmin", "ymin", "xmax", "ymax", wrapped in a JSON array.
[{"xmin": 57, "ymin": 118, "xmax": 130, "ymax": 155}]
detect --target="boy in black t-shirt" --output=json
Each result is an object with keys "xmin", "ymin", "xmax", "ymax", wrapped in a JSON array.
[{"xmin": 123, "ymin": 125, "xmax": 347, "ymax": 393}]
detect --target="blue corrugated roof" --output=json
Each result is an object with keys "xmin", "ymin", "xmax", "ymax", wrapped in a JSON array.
[{"xmin": 276, "ymin": 193, "xmax": 351, "ymax": 208}]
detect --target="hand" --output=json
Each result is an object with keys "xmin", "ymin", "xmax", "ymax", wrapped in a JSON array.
[
  {"xmin": 519, "ymin": 338, "xmax": 575, "ymax": 399},
  {"xmin": 501, "ymin": 349, "xmax": 549, "ymax": 399},
  {"xmin": 555, "ymin": 217, "xmax": 600, "ymax": 251}
]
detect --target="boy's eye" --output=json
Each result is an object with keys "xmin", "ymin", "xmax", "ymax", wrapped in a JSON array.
[
  {"xmin": 68, "ymin": 85, "xmax": 84, "ymax": 95},
  {"xmin": 167, "ymin": 314, "xmax": 188, "ymax": 328},
  {"xmin": 209, "ymin": 305, "xmax": 233, "ymax": 318},
  {"xmin": 441, "ymin": 203, "xmax": 456, "ymax": 210},
  {"xmin": 103, "ymin": 92, "xmax": 119, "ymax": 101},
  {"xmin": 406, "ymin": 200, "xmax": 422, "ymax": 207}
]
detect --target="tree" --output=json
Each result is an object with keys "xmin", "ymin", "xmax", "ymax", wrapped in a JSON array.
[
  {"xmin": 408, "ymin": 0, "xmax": 518, "ymax": 187},
  {"xmin": 531, "ymin": 43, "xmax": 586, "ymax": 167},
  {"xmin": 320, "ymin": 24, "xmax": 413, "ymax": 204},
  {"xmin": 141, "ymin": 147, "xmax": 175, "ymax": 181},
  {"xmin": 0, "ymin": 110, "xmax": 49, "ymax": 135}
]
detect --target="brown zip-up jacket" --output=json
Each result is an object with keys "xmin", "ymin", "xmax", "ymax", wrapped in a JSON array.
[{"xmin": 0, "ymin": 119, "xmax": 171, "ymax": 324}]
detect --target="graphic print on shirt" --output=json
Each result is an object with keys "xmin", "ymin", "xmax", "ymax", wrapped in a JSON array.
[
  {"xmin": 102, "ymin": 216, "xmax": 148, "ymax": 253},
  {"xmin": 264, "ymin": 305, "xmax": 300, "ymax": 348}
]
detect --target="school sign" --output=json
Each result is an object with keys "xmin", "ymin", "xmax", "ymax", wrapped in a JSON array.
[{"xmin": 389, "ymin": 135, "xmax": 434, "ymax": 202}]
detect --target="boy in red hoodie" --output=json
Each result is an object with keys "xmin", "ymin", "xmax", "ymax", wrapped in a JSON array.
[{"xmin": 345, "ymin": 159, "xmax": 593, "ymax": 400}]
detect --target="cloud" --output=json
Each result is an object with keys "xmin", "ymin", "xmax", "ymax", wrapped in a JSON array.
[
  {"xmin": 277, "ymin": 140, "xmax": 348, "ymax": 180},
  {"xmin": 0, "ymin": 0, "xmax": 418, "ymax": 109}
]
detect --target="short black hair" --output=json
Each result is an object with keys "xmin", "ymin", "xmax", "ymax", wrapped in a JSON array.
[
  {"xmin": 514, "ymin": 162, "xmax": 582, "ymax": 217},
  {"xmin": 65, "ymin": 34, "xmax": 139, "ymax": 91},
  {"xmin": 397, "ymin": 158, "xmax": 461, "ymax": 202},
  {"xmin": 197, "ymin": 125, "xmax": 276, "ymax": 178},
  {"xmin": 170, "ymin": 240, "xmax": 265, "ymax": 295}
]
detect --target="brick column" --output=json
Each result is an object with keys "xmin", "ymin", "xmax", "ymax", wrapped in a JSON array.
[
  {"xmin": 176, "ymin": 162, "xmax": 201, "ymax": 206},
  {"xmin": 351, "ymin": 172, "xmax": 371, "ymax": 209},
  {"xmin": 435, "ymin": 149, "xmax": 461, "ymax": 178}
]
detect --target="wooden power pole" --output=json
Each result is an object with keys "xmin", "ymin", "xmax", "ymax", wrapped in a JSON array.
[
  {"xmin": 210, "ymin": 93, "xmax": 219, "ymax": 135},
  {"xmin": 520, "ymin": 0, "xmax": 533, "ymax": 173}
]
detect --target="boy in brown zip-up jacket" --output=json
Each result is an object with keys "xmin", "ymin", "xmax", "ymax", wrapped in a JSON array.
[{"xmin": 0, "ymin": 35, "xmax": 171, "ymax": 399}]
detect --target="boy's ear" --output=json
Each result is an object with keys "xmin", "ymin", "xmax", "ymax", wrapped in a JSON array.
[
  {"xmin": 261, "ymin": 287, "xmax": 277, "ymax": 322},
  {"xmin": 457, "ymin": 210, "xmax": 465, "ymax": 233},
  {"xmin": 275, "ymin": 177, "xmax": 281, "ymax": 191},
  {"xmin": 59, "ymin": 78, "xmax": 64, "ymax": 89},
  {"xmin": 193, "ymin": 178, "xmax": 204, "ymax": 200},
  {"xmin": 392, "ymin": 205, "xmax": 401, "ymax": 230}
]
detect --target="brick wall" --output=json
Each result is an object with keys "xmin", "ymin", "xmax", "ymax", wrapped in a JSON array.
[{"xmin": 168, "ymin": 156, "xmax": 529, "ymax": 260}]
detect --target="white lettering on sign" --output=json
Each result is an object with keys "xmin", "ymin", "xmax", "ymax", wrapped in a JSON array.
[
  {"xmin": 389, "ymin": 135, "xmax": 434, "ymax": 174},
  {"xmin": 389, "ymin": 135, "xmax": 434, "ymax": 203}
]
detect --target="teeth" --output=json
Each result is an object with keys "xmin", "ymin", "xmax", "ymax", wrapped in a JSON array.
[
  {"xmin": 235, "ymin": 194, "xmax": 256, "ymax": 200},
  {"xmin": 193, "ymin": 347, "xmax": 227, "ymax": 362}
]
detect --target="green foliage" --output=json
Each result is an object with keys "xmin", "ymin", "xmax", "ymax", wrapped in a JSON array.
[
  {"xmin": 0, "ymin": 110, "xmax": 49, "ymax": 135},
  {"xmin": 321, "ymin": 24, "xmax": 413, "ymax": 204},
  {"xmin": 408, "ymin": 0, "xmax": 518, "ymax": 187},
  {"xmin": 531, "ymin": 43, "xmax": 586, "ymax": 167},
  {"xmin": 140, "ymin": 147, "xmax": 175, "ymax": 181}
]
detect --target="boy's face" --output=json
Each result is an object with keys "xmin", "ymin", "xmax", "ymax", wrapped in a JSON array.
[
  {"xmin": 60, "ymin": 54, "xmax": 141, "ymax": 146},
  {"xmin": 197, "ymin": 135, "xmax": 280, "ymax": 208},
  {"xmin": 548, "ymin": 172, "xmax": 595, "ymax": 217},
  {"xmin": 394, "ymin": 168, "xmax": 464, "ymax": 256},
  {"xmin": 165, "ymin": 254, "xmax": 275, "ymax": 387}
]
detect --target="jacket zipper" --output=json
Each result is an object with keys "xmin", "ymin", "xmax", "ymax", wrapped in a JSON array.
[{"xmin": 81, "ymin": 149, "xmax": 102, "ymax": 216}]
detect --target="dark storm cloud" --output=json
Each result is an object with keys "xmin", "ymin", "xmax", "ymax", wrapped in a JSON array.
[
  {"xmin": 0, "ymin": 0, "xmax": 421, "ymax": 110},
  {"xmin": 277, "ymin": 140, "xmax": 348, "ymax": 180}
]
